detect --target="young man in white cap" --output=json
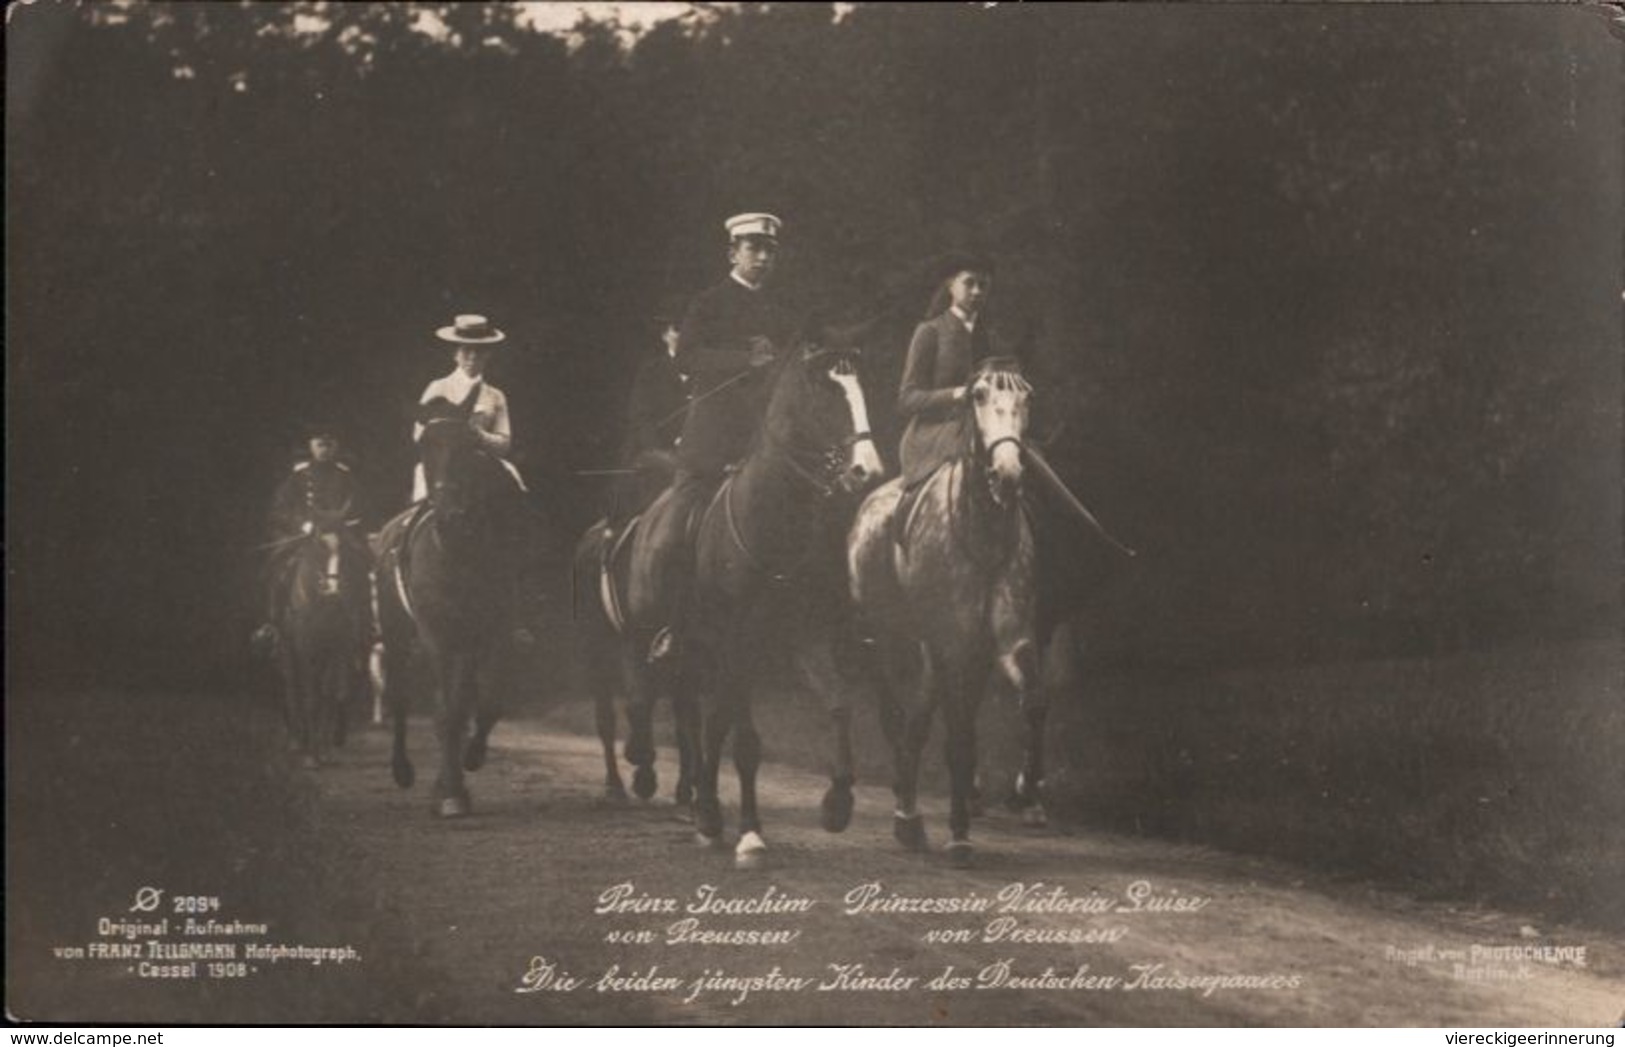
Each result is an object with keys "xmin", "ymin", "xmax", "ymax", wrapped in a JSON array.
[{"xmin": 632, "ymin": 213, "xmax": 797, "ymax": 659}]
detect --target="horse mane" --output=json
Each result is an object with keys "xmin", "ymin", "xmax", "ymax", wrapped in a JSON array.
[
  {"xmin": 416, "ymin": 396, "xmax": 466, "ymax": 426},
  {"xmin": 972, "ymin": 356, "xmax": 1032, "ymax": 393}
]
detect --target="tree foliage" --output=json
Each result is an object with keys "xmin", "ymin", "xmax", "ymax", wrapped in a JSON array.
[{"xmin": 7, "ymin": 2, "xmax": 1618, "ymax": 685}]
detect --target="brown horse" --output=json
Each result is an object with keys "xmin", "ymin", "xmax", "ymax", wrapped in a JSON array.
[
  {"xmin": 679, "ymin": 344, "xmax": 885, "ymax": 867},
  {"xmin": 275, "ymin": 529, "xmax": 368, "ymax": 768},
  {"xmin": 848, "ymin": 358, "xmax": 1040, "ymax": 867},
  {"xmin": 570, "ymin": 456, "xmax": 698, "ymax": 805},
  {"xmin": 375, "ymin": 385, "xmax": 522, "ymax": 817}
]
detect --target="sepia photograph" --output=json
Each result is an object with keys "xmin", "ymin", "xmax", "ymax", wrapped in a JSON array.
[{"xmin": 6, "ymin": 0, "xmax": 1623, "ymax": 1027}]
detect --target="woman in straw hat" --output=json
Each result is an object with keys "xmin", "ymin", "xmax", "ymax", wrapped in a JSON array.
[{"xmin": 412, "ymin": 313, "xmax": 524, "ymax": 503}]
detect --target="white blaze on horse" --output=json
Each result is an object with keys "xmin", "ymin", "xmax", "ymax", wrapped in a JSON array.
[{"xmin": 848, "ymin": 358, "xmax": 1042, "ymax": 867}]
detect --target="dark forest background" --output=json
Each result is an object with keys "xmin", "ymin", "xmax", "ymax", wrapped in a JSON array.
[{"xmin": 8, "ymin": 1, "xmax": 1620, "ymax": 686}]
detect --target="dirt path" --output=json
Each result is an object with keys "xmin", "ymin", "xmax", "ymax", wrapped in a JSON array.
[{"xmin": 307, "ymin": 714, "xmax": 1623, "ymax": 1026}]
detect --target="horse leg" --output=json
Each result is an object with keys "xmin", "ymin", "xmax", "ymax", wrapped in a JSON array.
[
  {"xmin": 370, "ymin": 642, "xmax": 387, "ymax": 727},
  {"xmin": 994, "ymin": 558, "xmax": 1045, "ymax": 826},
  {"xmin": 892, "ymin": 643, "xmax": 936, "ymax": 852},
  {"xmin": 671, "ymin": 667, "xmax": 699, "ymax": 811},
  {"xmin": 294, "ymin": 643, "xmax": 322, "ymax": 770},
  {"xmin": 732, "ymin": 700, "xmax": 767, "ymax": 868},
  {"xmin": 274, "ymin": 629, "xmax": 299, "ymax": 750},
  {"xmin": 592, "ymin": 651, "xmax": 629, "ymax": 801},
  {"xmin": 383, "ymin": 634, "xmax": 414, "ymax": 789},
  {"xmin": 689, "ymin": 650, "xmax": 731, "ymax": 846},
  {"xmin": 434, "ymin": 652, "xmax": 474, "ymax": 817},
  {"xmin": 620, "ymin": 645, "xmax": 656, "ymax": 801},
  {"xmin": 822, "ymin": 706, "xmax": 856, "ymax": 834},
  {"xmin": 463, "ymin": 657, "xmax": 501, "ymax": 773},
  {"xmin": 943, "ymin": 660, "xmax": 983, "ymax": 868},
  {"xmin": 794, "ymin": 637, "xmax": 855, "ymax": 833},
  {"xmin": 1005, "ymin": 637, "xmax": 1048, "ymax": 827}
]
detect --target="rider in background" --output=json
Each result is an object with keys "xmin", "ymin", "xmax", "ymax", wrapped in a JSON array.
[
  {"xmin": 606, "ymin": 295, "xmax": 691, "ymax": 532},
  {"xmin": 253, "ymin": 422, "xmax": 368, "ymax": 652}
]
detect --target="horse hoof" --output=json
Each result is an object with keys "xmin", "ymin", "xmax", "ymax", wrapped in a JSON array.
[
  {"xmin": 675, "ymin": 784, "xmax": 694, "ymax": 808},
  {"xmin": 605, "ymin": 780, "xmax": 629, "ymax": 802},
  {"xmin": 1021, "ymin": 804, "xmax": 1048, "ymax": 829},
  {"xmin": 463, "ymin": 738, "xmax": 488, "ymax": 773},
  {"xmin": 694, "ymin": 797, "xmax": 724, "ymax": 840},
  {"xmin": 695, "ymin": 830, "xmax": 727, "ymax": 850},
  {"xmin": 392, "ymin": 759, "xmax": 416, "ymax": 789},
  {"xmin": 632, "ymin": 765, "xmax": 658, "ymax": 801},
  {"xmin": 945, "ymin": 840, "xmax": 975, "ymax": 869},
  {"xmin": 301, "ymin": 754, "xmax": 320, "ymax": 771},
  {"xmin": 893, "ymin": 812, "xmax": 927, "ymax": 851},
  {"xmin": 820, "ymin": 784, "xmax": 854, "ymax": 833},
  {"xmin": 437, "ymin": 795, "xmax": 471, "ymax": 819},
  {"xmin": 735, "ymin": 831, "xmax": 768, "ymax": 869}
]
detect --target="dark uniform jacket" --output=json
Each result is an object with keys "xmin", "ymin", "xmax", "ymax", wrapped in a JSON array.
[
  {"xmin": 270, "ymin": 460, "xmax": 362, "ymax": 541},
  {"xmin": 898, "ymin": 309, "xmax": 990, "ymax": 485},
  {"xmin": 674, "ymin": 277, "xmax": 796, "ymax": 476}
]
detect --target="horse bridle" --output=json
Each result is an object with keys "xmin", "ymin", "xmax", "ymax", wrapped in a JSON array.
[
  {"xmin": 724, "ymin": 355, "xmax": 872, "ymax": 578},
  {"xmin": 984, "ymin": 435, "xmax": 1023, "ymax": 461}
]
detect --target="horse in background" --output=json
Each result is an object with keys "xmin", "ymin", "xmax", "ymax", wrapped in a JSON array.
[
  {"xmin": 571, "ymin": 449, "xmax": 697, "ymax": 805},
  {"xmin": 680, "ymin": 342, "xmax": 885, "ymax": 867},
  {"xmin": 848, "ymin": 358, "xmax": 1040, "ymax": 867},
  {"xmin": 275, "ymin": 526, "xmax": 369, "ymax": 768},
  {"xmin": 375, "ymin": 385, "xmax": 523, "ymax": 817}
]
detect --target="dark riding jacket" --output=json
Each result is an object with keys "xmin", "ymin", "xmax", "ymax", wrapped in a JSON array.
[
  {"xmin": 674, "ymin": 276, "xmax": 796, "ymax": 476},
  {"xmin": 897, "ymin": 309, "xmax": 990, "ymax": 486}
]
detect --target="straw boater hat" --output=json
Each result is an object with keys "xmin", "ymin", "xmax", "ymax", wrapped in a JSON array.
[{"xmin": 435, "ymin": 314, "xmax": 506, "ymax": 345}]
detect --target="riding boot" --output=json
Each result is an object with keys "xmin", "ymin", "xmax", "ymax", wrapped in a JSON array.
[
  {"xmin": 644, "ymin": 470, "xmax": 707, "ymax": 664},
  {"xmin": 893, "ymin": 479, "xmax": 924, "ymax": 550}
]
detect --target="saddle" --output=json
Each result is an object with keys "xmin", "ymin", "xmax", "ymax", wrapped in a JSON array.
[
  {"xmin": 373, "ymin": 502, "xmax": 432, "ymax": 622},
  {"xmin": 624, "ymin": 476, "xmax": 721, "ymax": 624},
  {"xmin": 892, "ymin": 464, "xmax": 947, "ymax": 553}
]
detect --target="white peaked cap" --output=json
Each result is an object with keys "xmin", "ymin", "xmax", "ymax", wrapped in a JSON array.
[{"xmin": 724, "ymin": 213, "xmax": 783, "ymax": 241}]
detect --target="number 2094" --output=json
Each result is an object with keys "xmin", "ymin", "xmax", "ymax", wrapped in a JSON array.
[{"xmin": 173, "ymin": 895, "xmax": 222, "ymax": 913}]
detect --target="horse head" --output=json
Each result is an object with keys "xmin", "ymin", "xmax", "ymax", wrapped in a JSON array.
[
  {"xmin": 968, "ymin": 356, "xmax": 1031, "ymax": 507},
  {"xmin": 288, "ymin": 529, "xmax": 347, "ymax": 608},
  {"xmin": 760, "ymin": 337, "xmax": 886, "ymax": 496},
  {"xmin": 415, "ymin": 385, "xmax": 500, "ymax": 542}
]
